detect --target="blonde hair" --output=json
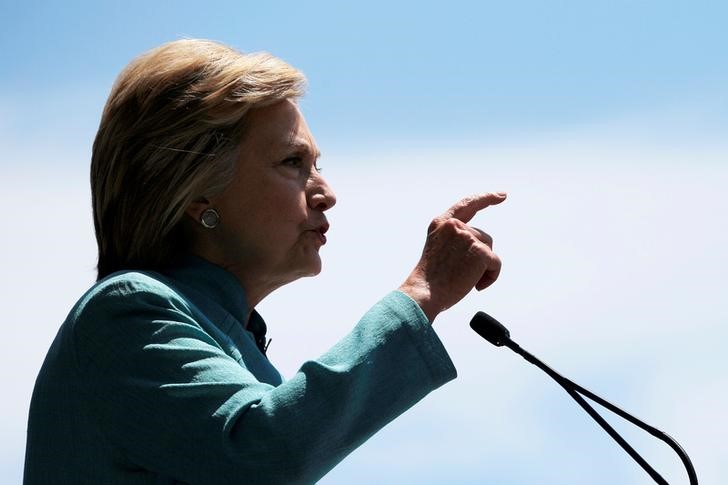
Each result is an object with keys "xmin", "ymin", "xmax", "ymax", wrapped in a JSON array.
[{"xmin": 91, "ymin": 39, "xmax": 306, "ymax": 280}]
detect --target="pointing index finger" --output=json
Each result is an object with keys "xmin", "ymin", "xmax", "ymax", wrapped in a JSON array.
[{"xmin": 444, "ymin": 192, "xmax": 507, "ymax": 223}]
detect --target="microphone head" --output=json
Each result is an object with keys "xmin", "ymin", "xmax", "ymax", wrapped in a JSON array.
[{"xmin": 470, "ymin": 311, "xmax": 511, "ymax": 347}]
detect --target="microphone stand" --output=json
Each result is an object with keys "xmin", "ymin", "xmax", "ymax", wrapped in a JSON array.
[{"xmin": 470, "ymin": 311, "xmax": 698, "ymax": 485}]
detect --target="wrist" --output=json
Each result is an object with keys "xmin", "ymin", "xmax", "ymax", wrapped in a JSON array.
[{"xmin": 397, "ymin": 281, "xmax": 441, "ymax": 323}]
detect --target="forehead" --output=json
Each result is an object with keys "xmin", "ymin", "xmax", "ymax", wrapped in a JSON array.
[{"xmin": 243, "ymin": 99, "xmax": 320, "ymax": 158}]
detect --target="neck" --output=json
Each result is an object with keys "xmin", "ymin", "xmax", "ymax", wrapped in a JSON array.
[
  {"xmin": 187, "ymin": 243, "xmax": 296, "ymax": 321},
  {"xmin": 227, "ymin": 267, "xmax": 289, "ymax": 311}
]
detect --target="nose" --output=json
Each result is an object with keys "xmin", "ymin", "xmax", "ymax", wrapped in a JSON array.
[{"xmin": 308, "ymin": 172, "xmax": 337, "ymax": 212}]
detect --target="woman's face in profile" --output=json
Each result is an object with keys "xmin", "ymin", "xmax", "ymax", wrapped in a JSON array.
[{"xmin": 212, "ymin": 99, "xmax": 336, "ymax": 289}]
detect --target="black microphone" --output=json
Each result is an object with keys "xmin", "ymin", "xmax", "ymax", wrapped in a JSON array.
[{"xmin": 470, "ymin": 311, "xmax": 698, "ymax": 485}]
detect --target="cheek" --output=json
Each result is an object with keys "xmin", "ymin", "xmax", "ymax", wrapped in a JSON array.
[
  {"xmin": 253, "ymin": 196, "xmax": 308, "ymax": 243},
  {"xmin": 264, "ymin": 186, "xmax": 309, "ymax": 222},
  {"xmin": 224, "ymin": 174, "xmax": 309, "ymax": 239}
]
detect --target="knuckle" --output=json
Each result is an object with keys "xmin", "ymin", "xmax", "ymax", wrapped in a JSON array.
[
  {"xmin": 427, "ymin": 219, "xmax": 439, "ymax": 233},
  {"xmin": 489, "ymin": 255, "xmax": 502, "ymax": 274},
  {"xmin": 440, "ymin": 218, "xmax": 461, "ymax": 233},
  {"xmin": 428, "ymin": 216, "xmax": 445, "ymax": 233},
  {"xmin": 472, "ymin": 226, "xmax": 492, "ymax": 240},
  {"xmin": 467, "ymin": 241, "xmax": 489, "ymax": 257},
  {"xmin": 471, "ymin": 244, "xmax": 501, "ymax": 266},
  {"xmin": 457, "ymin": 198, "xmax": 474, "ymax": 212},
  {"xmin": 452, "ymin": 195, "xmax": 472, "ymax": 209}
]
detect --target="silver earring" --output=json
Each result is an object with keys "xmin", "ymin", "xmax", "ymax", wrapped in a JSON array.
[{"xmin": 200, "ymin": 208, "xmax": 220, "ymax": 229}]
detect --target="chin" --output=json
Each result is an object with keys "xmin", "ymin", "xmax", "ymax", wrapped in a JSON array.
[
  {"xmin": 288, "ymin": 255, "xmax": 322, "ymax": 280},
  {"xmin": 305, "ymin": 258, "xmax": 323, "ymax": 277},
  {"xmin": 304, "ymin": 254, "xmax": 323, "ymax": 277}
]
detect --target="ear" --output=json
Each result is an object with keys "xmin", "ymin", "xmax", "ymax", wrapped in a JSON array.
[{"xmin": 184, "ymin": 197, "xmax": 212, "ymax": 223}]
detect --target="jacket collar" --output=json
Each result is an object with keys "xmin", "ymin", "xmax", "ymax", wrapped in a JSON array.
[{"xmin": 161, "ymin": 253, "xmax": 269, "ymax": 354}]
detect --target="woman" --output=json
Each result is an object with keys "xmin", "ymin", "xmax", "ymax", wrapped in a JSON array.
[{"xmin": 24, "ymin": 39, "xmax": 505, "ymax": 484}]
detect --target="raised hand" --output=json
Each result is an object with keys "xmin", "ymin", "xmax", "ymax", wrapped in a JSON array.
[{"xmin": 398, "ymin": 192, "xmax": 506, "ymax": 323}]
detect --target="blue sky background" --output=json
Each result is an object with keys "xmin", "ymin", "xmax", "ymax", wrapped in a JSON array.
[{"xmin": 2, "ymin": 1, "xmax": 726, "ymax": 483}]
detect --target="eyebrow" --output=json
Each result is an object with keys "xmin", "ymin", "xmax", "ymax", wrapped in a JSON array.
[{"xmin": 285, "ymin": 139, "xmax": 321, "ymax": 160}]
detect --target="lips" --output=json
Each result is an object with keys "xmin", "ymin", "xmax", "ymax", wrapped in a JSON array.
[
  {"xmin": 316, "ymin": 223, "xmax": 328, "ymax": 244},
  {"xmin": 307, "ymin": 222, "xmax": 329, "ymax": 245}
]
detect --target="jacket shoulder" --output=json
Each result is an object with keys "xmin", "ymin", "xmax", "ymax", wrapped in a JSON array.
[{"xmin": 68, "ymin": 270, "xmax": 191, "ymax": 325}]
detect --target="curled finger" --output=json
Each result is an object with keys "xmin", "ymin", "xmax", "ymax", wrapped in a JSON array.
[
  {"xmin": 469, "ymin": 226, "xmax": 493, "ymax": 249},
  {"xmin": 475, "ymin": 247, "xmax": 501, "ymax": 291}
]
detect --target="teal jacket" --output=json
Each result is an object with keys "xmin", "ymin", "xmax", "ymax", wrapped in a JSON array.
[{"xmin": 24, "ymin": 255, "xmax": 457, "ymax": 484}]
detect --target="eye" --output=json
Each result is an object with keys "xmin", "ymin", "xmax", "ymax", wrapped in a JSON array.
[{"xmin": 282, "ymin": 156, "xmax": 304, "ymax": 169}]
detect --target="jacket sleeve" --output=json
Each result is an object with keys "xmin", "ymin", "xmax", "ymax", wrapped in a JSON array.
[{"xmin": 73, "ymin": 276, "xmax": 457, "ymax": 484}]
